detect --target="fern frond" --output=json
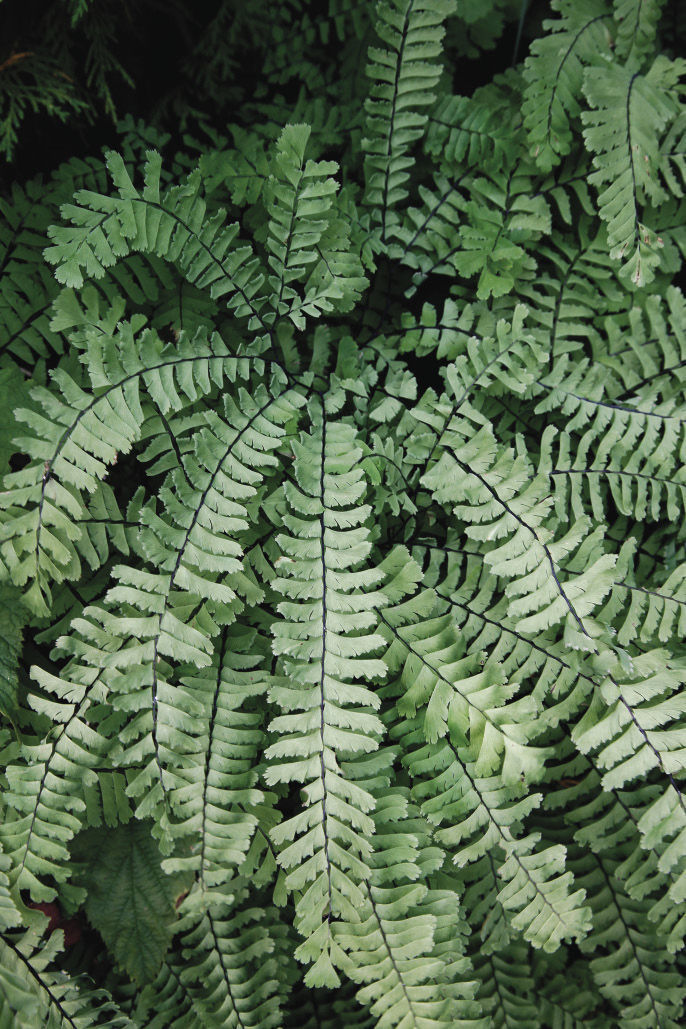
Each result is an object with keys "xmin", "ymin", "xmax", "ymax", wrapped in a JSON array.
[
  {"xmin": 425, "ymin": 83, "xmax": 521, "ymax": 172},
  {"xmin": 1, "ymin": 4, "xmax": 685, "ymax": 1019},
  {"xmin": 576, "ymin": 848, "xmax": 685, "ymax": 1027},
  {"xmin": 45, "ymin": 150, "xmax": 269, "ymax": 332},
  {"xmin": 363, "ymin": 0, "xmax": 454, "ymax": 243},
  {"xmin": 340, "ymin": 840, "xmax": 484, "ymax": 1025},
  {"xmin": 613, "ymin": 0, "xmax": 666, "ymax": 63},
  {"xmin": 136, "ymin": 953, "xmax": 208, "ymax": 1029},
  {"xmin": 542, "ymin": 734, "xmax": 686, "ymax": 950},
  {"xmin": 172, "ymin": 882, "xmax": 283, "ymax": 1029},
  {"xmin": 582, "ymin": 54, "xmax": 685, "ymax": 285},
  {"xmin": 386, "ymin": 170, "xmax": 469, "ymax": 282},
  {"xmin": 266, "ymin": 123, "xmax": 363, "ymax": 327},
  {"xmin": 539, "ymin": 352, "xmax": 686, "ymax": 523},
  {"xmin": 573, "ymin": 650, "xmax": 686, "ymax": 789},
  {"xmin": 535, "ymin": 957, "xmax": 607, "ymax": 1028},
  {"xmin": 572, "ymin": 651, "xmax": 686, "ymax": 941},
  {"xmin": 0, "ymin": 846, "xmax": 22, "ymax": 932},
  {"xmin": 522, "ymin": 0, "xmax": 613, "ymax": 172},
  {"xmin": 472, "ymin": 942, "xmax": 538, "ymax": 1028},
  {"xmin": 430, "ymin": 551, "xmax": 595, "ymax": 725},
  {"xmin": 0, "ymin": 926, "xmax": 133, "ymax": 1028},
  {"xmin": 518, "ymin": 220, "xmax": 624, "ymax": 370},
  {"xmin": 334, "ymin": 792, "xmax": 447, "ymax": 1025},
  {"xmin": 592, "ymin": 286, "xmax": 686, "ymax": 396},
  {"xmin": 264, "ymin": 408, "xmax": 388, "ymax": 986},
  {"xmin": 605, "ymin": 541, "xmax": 686, "ymax": 645},
  {"xmin": 422, "ymin": 423, "xmax": 615, "ymax": 643},
  {"xmin": 382, "ymin": 597, "xmax": 542, "ymax": 775},
  {"xmin": 660, "ymin": 108, "xmax": 686, "ymax": 199},
  {"xmin": 199, "ymin": 126, "xmax": 271, "ymax": 207},
  {"xmin": 380, "ymin": 297, "xmax": 477, "ymax": 361},
  {"xmin": 160, "ymin": 623, "xmax": 274, "ymax": 889},
  {"xmin": 335, "ymin": 739, "xmax": 485, "ymax": 1027},
  {"xmin": 0, "ymin": 657, "xmax": 114, "ymax": 903},
  {"xmin": 402, "ymin": 166, "xmax": 551, "ymax": 300},
  {"xmin": 52, "ymin": 379, "xmax": 302, "ymax": 837},
  {"xmin": 396, "ymin": 714, "xmax": 591, "ymax": 951},
  {"xmin": 0, "ymin": 584, "xmax": 26, "ymax": 728},
  {"xmin": 0, "ymin": 323, "xmax": 252, "ymax": 613}
]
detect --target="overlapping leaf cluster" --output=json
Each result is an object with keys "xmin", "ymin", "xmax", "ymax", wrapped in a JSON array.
[{"xmin": 0, "ymin": 1, "xmax": 685, "ymax": 1027}]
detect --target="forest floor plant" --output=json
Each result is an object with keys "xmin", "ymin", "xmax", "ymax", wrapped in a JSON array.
[{"xmin": 1, "ymin": 0, "xmax": 685, "ymax": 1026}]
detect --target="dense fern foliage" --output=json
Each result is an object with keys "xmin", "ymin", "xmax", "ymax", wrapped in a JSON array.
[{"xmin": 1, "ymin": 1, "xmax": 686, "ymax": 1026}]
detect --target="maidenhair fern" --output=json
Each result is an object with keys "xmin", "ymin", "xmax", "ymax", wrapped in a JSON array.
[{"xmin": 1, "ymin": 1, "xmax": 685, "ymax": 1026}]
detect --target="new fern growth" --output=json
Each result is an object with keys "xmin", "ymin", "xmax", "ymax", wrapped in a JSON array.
[{"xmin": 0, "ymin": 1, "xmax": 685, "ymax": 1026}]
